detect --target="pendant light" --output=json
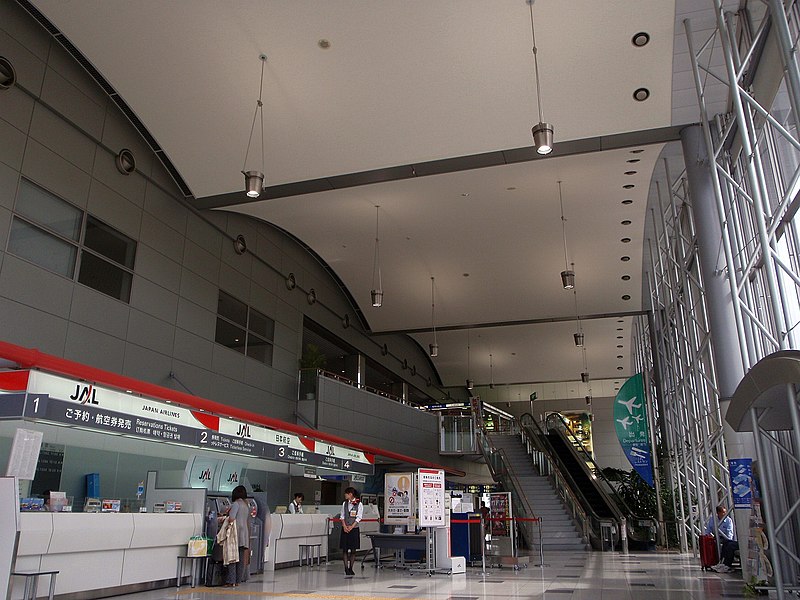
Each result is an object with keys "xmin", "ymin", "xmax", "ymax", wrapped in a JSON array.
[
  {"xmin": 466, "ymin": 330, "xmax": 473, "ymax": 391},
  {"xmin": 370, "ymin": 205, "xmax": 383, "ymax": 307},
  {"xmin": 581, "ymin": 346, "xmax": 589, "ymax": 383},
  {"xmin": 528, "ymin": 0, "xmax": 553, "ymax": 155},
  {"xmin": 558, "ymin": 181, "xmax": 575, "ymax": 289},
  {"xmin": 429, "ymin": 277, "xmax": 438, "ymax": 357},
  {"xmin": 489, "ymin": 353, "xmax": 495, "ymax": 390},
  {"xmin": 573, "ymin": 289, "xmax": 584, "ymax": 347},
  {"xmin": 242, "ymin": 54, "xmax": 267, "ymax": 198}
]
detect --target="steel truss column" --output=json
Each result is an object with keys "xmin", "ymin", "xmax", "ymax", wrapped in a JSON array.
[{"xmin": 681, "ymin": 1, "xmax": 800, "ymax": 595}]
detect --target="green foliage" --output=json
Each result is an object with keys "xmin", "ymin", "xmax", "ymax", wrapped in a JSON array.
[
  {"xmin": 299, "ymin": 343, "xmax": 327, "ymax": 370},
  {"xmin": 602, "ymin": 467, "xmax": 658, "ymax": 518}
]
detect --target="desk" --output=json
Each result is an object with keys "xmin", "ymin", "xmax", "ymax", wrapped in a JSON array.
[
  {"xmin": 365, "ymin": 534, "xmax": 427, "ymax": 569},
  {"xmin": 12, "ymin": 571, "xmax": 58, "ymax": 600}
]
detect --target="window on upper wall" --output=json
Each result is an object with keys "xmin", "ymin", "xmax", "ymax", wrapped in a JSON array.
[
  {"xmin": 7, "ymin": 179, "xmax": 137, "ymax": 302},
  {"xmin": 215, "ymin": 290, "xmax": 275, "ymax": 366}
]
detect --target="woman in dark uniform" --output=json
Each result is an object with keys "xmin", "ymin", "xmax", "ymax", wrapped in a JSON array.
[{"xmin": 339, "ymin": 487, "xmax": 362, "ymax": 577}]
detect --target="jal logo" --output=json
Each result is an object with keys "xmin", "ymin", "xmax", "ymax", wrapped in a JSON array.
[
  {"xmin": 236, "ymin": 423, "xmax": 252, "ymax": 438},
  {"xmin": 70, "ymin": 384, "xmax": 99, "ymax": 405},
  {"xmin": 227, "ymin": 472, "xmax": 239, "ymax": 484},
  {"xmin": 198, "ymin": 468, "xmax": 212, "ymax": 481},
  {"xmin": 325, "ymin": 444, "xmax": 335, "ymax": 456}
]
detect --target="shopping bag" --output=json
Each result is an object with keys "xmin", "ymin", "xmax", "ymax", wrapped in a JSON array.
[{"xmin": 188, "ymin": 535, "xmax": 207, "ymax": 557}]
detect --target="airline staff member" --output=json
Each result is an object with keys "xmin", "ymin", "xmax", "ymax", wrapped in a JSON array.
[
  {"xmin": 340, "ymin": 487, "xmax": 363, "ymax": 577},
  {"xmin": 287, "ymin": 492, "xmax": 304, "ymax": 514}
]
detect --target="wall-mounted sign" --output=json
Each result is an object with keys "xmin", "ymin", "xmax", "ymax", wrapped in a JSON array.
[{"xmin": 9, "ymin": 370, "xmax": 374, "ymax": 475}]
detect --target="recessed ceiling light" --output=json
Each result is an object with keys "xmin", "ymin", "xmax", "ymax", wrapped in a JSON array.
[
  {"xmin": 463, "ymin": 273, "xmax": 470, "ymax": 277},
  {"xmin": 511, "ymin": 352, "xmax": 516, "ymax": 356},
  {"xmin": 617, "ymin": 344, "xmax": 623, "ymax": 348},
  {"xmin": 617, "ymin": 366, "xmax": 624, "ymax": 370},
  {"xmin": 623, "ymin": 184, "xmax": 635, "ymax": 189},
  {"xmin": 461, "ymin": 193, "xmax": 470, "ymax": 197},
  {"xmin": 318, "ymin": 39, "xmax": 331, "ymax": 49},
  {"xmin": 617, "ymin": 355, "xmax": 623, "ymax": 359},
  {"xmin": 621, "ymin": 295, "xmax": 631, "ymax": 301},
  {"xmin": 617, "ymin": 319, "xmax": 624, "ymax": 323},
  {"xmin": 617, "ymin": 328, "xmax": 623, "ymax": 331},
  {"xmin": 627, "ymin": 159, "xmax": 640, "ymax": 164},
  {"xmin": 624, "ymin": 171, "xmax": 637, "ymax": 176},
  {"xmin": 621, "ymin": 256, "xmax": 631, "ymax": 262},
  {"xmin": 622, "ymin": 199, "xmax": 633, "ymax": 205},
  {"xmin": 621, "ymin": 237, "xmax": 631, "ymax": 243},
  {"xmin": 632, "ymin": 32, "xmax": 650, "ymax": 47},
  {"xmin": 633, "ymin": 88, "xmax": 650, "ymax": 101},
  {"xmin": 506, "ymin": 187, "xmax": 517, "ymax": 191},
  {"xmin": 621, "ymin": 220, "xmax": 632, "ymax": 225},
  {"xmin": 621, "ymin": 275, "xmax": 631, "ymax": 281}
]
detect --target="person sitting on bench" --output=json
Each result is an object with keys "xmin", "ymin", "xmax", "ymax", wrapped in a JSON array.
[{"xmin": 705, "ymin": 505, "xmax": 737, "ymax": 573}]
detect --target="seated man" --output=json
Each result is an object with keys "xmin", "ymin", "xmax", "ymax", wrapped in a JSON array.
[{"xmin": 705, "ymin": 504, "xmax": 737, "ymax": 573}]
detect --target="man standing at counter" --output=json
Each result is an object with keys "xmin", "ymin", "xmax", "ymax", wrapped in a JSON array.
[
  {"xmin": 340, "ymin": 487, "xmax": 362, "ymax": 578},
  {"xmin": 287, "ymin": 492, "xmax": 304, "ymax": 514}
]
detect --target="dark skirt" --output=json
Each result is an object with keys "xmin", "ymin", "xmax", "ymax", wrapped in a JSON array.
[{"xmin": 340, "ymin": 526, "xmax": 360, "ymax": 551}]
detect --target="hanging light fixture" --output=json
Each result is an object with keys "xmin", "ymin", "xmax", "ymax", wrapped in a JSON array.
[
  {"xmin": 528, "ymin": 0, "xmax": 553, "ymax": 155},
  {"xmin": 241, "ymin": 54, "xmax": 267, "ymax": 198},
  {"xmin": 558, "ymin": 181, "xmax": 575, "ymax": 289},
  {"xmin": 489, "ymin": 353, "xmax": 495, "ymax": 390},
  {"xmin": 581, "ymin": 346, "xmax": 589, "ymax": 383},
  {"xmin": 370, "ymin": 205, "xmax": 383, "ymax": 307},
  {"xmin": 429, "ymin": 277, "xmax": 438, "ymax": 357},
  {"xmin": 465, "ymin": 330, "xmax": 473, "ymax": 391},
  {"xmin": 572, "ymin": 289, "xmax": 584, "ymax": 347}
]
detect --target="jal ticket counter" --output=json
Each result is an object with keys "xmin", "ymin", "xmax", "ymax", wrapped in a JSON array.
[{"xmin": 11, "ymin": 512, "xmax": 202, "ymax": 599}]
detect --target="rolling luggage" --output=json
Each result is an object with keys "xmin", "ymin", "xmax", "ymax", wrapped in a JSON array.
[{"xmin": 699, "ymin": 534, "xmax": 718, "ymax": 570}]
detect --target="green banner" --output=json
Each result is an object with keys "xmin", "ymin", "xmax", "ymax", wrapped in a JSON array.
[{"xmin": 613, "ymin": 373, "xmax": 653, "ymax": 486}]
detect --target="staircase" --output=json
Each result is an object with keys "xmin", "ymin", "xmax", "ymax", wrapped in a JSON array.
[{"xmin": 489, "ymin": 433, "xmax": 588, "ymax": 552}]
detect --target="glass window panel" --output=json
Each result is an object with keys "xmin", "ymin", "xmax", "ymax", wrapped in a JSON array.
[
  {"xmin": 84, "ymin": 216, "xmax": 136, "ymax": 269},
  {"xmin": 8, "ymin": 217, "xmax": 77, "ymax": 277},
  {"xmin": 215, "ymin": 318, "xmax": 246, "ymax": 354},
  {"xmin": 218, "ymin": 291, "xmax": 247, "ymax": 327},
  {"xmin": 17, "ymin": 180, "xmax": 82, "ymax": 241},
  {"xmin": 77, "ymin": 251, "xmax": 132, "ymax": 302},
  {"xmin": 247, "ymin": 335, "xmax": 273, "ymax": 365},
  {"xmin": 249, "ymin": 308, "xmax": 274, "ymax": 340}
]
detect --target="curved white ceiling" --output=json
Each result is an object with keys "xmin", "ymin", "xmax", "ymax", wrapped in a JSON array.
[{"xmin": 28, "ymin": 0, "xmax": 680, "ymax": 389}]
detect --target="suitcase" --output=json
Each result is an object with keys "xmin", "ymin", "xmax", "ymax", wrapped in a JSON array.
[{"xmin": 699, "ymin": 534, "xmax": 719, "ymax": 570}]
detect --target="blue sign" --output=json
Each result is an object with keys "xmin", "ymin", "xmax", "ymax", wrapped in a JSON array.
[{"xmin": 728, "ymin": 458, "xmax": 753, "ymax": 508}]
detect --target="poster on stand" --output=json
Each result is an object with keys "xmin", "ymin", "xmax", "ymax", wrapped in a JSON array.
[
  {"xmin": 490, "ymin": 492, "xmax": 510, "ymax": 536},
  {"xmin": 417, "ymin": 468, "xmax": 445, "ymax": 527},
  {"xmin": 384, "ymin": 472, "xmax": 414, "ymax": 525},
  {"xmin": 613, "ymin": 373, "xmax": 654, "ymax": 486}
]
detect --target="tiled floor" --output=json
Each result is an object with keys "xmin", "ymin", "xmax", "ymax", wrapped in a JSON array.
[{"xmin": 128, "ymin": 551, "xmax": 752, "ymax": 600}]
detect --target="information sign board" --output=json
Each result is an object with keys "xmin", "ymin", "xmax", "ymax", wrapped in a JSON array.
[{"xmin": 417, "ymin": 468, "xmax": 445, "ymax": 527}]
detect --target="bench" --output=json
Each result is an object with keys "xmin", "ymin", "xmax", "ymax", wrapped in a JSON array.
[{"xmin": 298, "ymin": 543, "xmax": 322, "ymax": 566}]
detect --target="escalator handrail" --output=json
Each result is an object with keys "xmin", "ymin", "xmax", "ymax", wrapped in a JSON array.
[
  {"xmin": 544, "ymin": 412, "xmax": 651, "ymax": 525},
  {"xmin": 517, "ymin": 413, "xmax": 608, "ymax": 541}
]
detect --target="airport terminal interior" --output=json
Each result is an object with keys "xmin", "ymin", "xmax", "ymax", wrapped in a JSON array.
[{"xmin": 2, "ymin": 0, "xmax": 800, "ymax": 598}]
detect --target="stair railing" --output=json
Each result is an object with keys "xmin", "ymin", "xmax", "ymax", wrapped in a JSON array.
[
  {"xmin": 476, "ymin": 426, "xmax": 542, "ymax": 560},
  {"xmin": 545, "ymin": 412, "xmax": 654, "ymax": 546},
  {"xmin": 519, "ymin": 413, "xmax": 623, "ymax": 551}
]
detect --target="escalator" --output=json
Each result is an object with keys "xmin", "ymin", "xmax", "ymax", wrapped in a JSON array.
[
  {"xmin": 520, "ymin": 412, "xmax": 656, "ymax": 551},
  {"xmin": 546, "ymin": 431, "xmax": 616, "ymax": 520}
]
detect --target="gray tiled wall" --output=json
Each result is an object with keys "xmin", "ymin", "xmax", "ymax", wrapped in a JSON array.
[{"xmin": 0, "ymin": 0, "xmax": 445, "ymax": 462}]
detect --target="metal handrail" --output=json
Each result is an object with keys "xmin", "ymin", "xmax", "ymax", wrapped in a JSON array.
[
  {"xmin": 476, "ymin": 426, "xmax": 542, "ymax": 559},
  {"xmin": 544, "ymin": 413, "xmax": 655, "ymax": 542},
  {"xmin": 520, "ymin": 413, "xmax": 625, "ymax": 551}
]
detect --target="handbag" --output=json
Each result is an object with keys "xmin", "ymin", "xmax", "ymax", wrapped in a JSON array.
[{"xmin": 188, "ymin": 535, "xmax": 207, "ymax": 557}]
